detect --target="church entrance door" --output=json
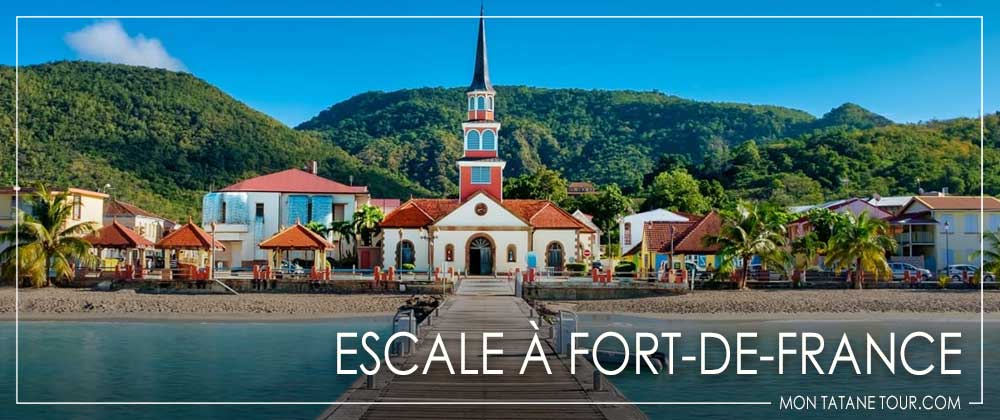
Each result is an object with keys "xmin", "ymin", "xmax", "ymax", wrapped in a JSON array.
[{"xmin": 468, "ymin": 237, "xmax": 494, "ymax": 275}]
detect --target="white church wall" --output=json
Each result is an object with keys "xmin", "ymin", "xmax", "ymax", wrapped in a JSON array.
[
  {"xmin": 382, "ymin": 228, "xmax": 429, "ymax": 271},
  {"xmin": 434, "ymin": 230, "xmax": 529, "ymax": 274},
  {"xmin": 434, "ymin": 194, "xmax": 527, "ymax": 228},
  {"xmin": 532, "ymin": 229, "xmax": 579, "ymax": 268}
]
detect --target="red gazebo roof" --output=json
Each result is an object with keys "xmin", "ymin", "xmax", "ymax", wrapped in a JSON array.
[
  {"xmin": 84, "ymin": 221, "xmax": 155, "ymax": 249},
  {"xmin": 156, "ymin": 220, "xmax": 225, "ymax": 250},
  {"xmin": 259, "ymin": 223, "xmax": 335, "ymax": 250}
]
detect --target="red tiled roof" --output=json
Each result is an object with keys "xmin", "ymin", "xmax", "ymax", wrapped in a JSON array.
[
  {"xmin": 369, "ymin": 198, "xmax": 401, "ymax": 208},
  {"xmin": 84, "ymin": 221, "xmax": 154, "ymax": 249},
  {"xmin": 380, "ymin": 196, "xmax": 593, "ymax": 232},
  {"xmin": 104, "ymin": 199, "xmax": 172, "ymax": 222},
  {"xmin": 219, "ymin": 168, "xmax": 368, "ymax": 194},
  {"xmin": 669, "ymin": 211, "xmax": 723, "ymax": 254},
  {"xmin": 642, "ymin": 220, "xmax": 697, "ymax": 254},
  {"xmin": 259, "ymin": 223, "xmax": 334, "ymax": 250},
  {"xmin": 156, "ymin": 221, "xmax": 225, "ymax": 250},
  {"xmin": 907, "ymin": 196, "xmax": 1000, "ymax": 211}
]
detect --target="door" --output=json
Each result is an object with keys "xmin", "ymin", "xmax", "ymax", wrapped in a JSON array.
[{"xmin": 469, "ymin": 237, "xmax": 493, "ymax": 275}]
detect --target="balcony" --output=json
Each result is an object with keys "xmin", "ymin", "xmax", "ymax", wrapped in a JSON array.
[{"xmin": 895, "ymin": 231, "xmax": 935, "ymax": 245}]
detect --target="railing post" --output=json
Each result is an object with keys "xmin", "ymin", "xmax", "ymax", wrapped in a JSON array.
[{"xmin": 593, "ymin": 370, "xmax": 604, "ymax": 391}]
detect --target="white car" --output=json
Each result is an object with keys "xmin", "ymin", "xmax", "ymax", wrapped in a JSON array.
[
  {"xmin": 938, "ymin": 264, "xmax": 995, "ymax": 283},
  {"xmin": 888, "ymin": 262, "xmax": 931, "ymax": 280}
]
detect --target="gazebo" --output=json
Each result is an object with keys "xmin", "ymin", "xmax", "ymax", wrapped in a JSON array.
[
  {"xmin": 258, "ymin": 223, "xmax": 335, "ymax": 275},
  {"xmin": 155, "ymin": 218, "xmax": 225, "ymax": 280},
  {"xmin": 83, "ymin": 221, "xmax": 155, "ymax": 279}
]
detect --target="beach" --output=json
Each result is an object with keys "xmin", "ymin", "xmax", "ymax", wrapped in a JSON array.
[
  {"xmin": 563, "ymin": 288, "xmax": 1000, "ymax": 320},
  {"xmin": 3, "ymin": 287, "xmax": 1000, "ymax": 321},
  {"xmin": 1, "ymin": 287, "xmax": 410, "ymax": 321}
]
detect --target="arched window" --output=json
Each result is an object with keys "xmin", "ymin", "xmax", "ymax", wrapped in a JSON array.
[
  {"xmin": 466, "ymin": 130, "xmax": 481, "ymax": 150},
  {"xmin": 481, "ymin": 130, "xmax": 496, "ymax": 150},
  {"xmin": 546, "ymin": 242, "xmax": 564, "ymax": 269},
  {"xmin": 468, "ymin": 97, "xmax": 475, "ymax": 111},
  {"xmin": 445, "ymin": 244, "xmax": 455, "ymax": 262},
  {"xmin": 397, "ymin": 240, "xmax": 415, "ymax": 269},
  {"xmin": 506, "ymin": 244, "xmax": 517, "ymax": 263},
  {"xmin": 624, "ymin": 222, "xmax": 632, "ymax": 245},
  {"xmin": 487, "ymin": 96, "xmax": 493, "ymax": 110},
  {"xmin": 477, "ymin": 96, "xmax": 486, "ymax": 110}
]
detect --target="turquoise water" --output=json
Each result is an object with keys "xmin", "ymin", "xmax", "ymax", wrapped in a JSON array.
[
  {"xmin": 579, "ymin": 315, "xmax": 999, "ymax": 420},
  {"xmin": 0, "ymin": 316, "xmax": 997, "ymax": 419}
]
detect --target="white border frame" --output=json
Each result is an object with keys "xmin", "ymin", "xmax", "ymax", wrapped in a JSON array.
[{"xmin": 12, "ymin": 14, "xmax": 986, "ymax": 408}]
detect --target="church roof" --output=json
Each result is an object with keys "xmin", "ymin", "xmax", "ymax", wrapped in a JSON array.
[
  {"xmin": 84, "ymin": 221, "xmax": 155, "ymax": 249},
  {"xmin": 218, "ymin": 168, "xmax": 367, "ymax": 194},
  {"xmin": 381, "ymin": 196, "xmax": 594, "ymax": 232},
  {"xmin": 468, "ymin": 8, "xmax": 494, "ymax": 92},
  {"xmin": 259, "ymin": 223, "xmax": 335, "ymax": 250}
]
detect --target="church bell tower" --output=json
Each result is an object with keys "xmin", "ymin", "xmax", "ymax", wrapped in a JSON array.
[{"xmin": 458, "ymin": 7, "xmax": 505, "ymax": 202}]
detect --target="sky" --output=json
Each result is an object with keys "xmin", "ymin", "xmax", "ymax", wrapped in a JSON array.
[{"xmin": 2, "ymin": 0, "xmax": 998, "ymax": 127}]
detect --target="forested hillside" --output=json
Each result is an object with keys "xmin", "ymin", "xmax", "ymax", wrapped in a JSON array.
[{"xmin": 0, "ymin": 62, "xmax": 429, "ymax": 219}]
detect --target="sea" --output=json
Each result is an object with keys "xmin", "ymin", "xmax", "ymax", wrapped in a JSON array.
[{"xmin": 0, "ymin": 315, "xmax": 996, "ymax": 420}]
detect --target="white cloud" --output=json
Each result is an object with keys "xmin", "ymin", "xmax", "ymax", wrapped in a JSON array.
[{"xmin": 65, "ymin": 20, "xmax": 185, "ymax": 71}]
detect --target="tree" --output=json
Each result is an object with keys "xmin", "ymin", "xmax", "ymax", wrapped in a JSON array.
[
  {"xmin": 790, "ymin": 231, "xmax": 825, "ymax": 286},
  {"xmin": 352, "ymin": 205, "xmax": 384, "ymax": 247},
  {"xmin": 0, "ymin": 185, "xmax": 97, "ymax": 287},
  {"xmin": 503, "ymin": 167, "xmax": 569, "ymax": 204},
  {"xmin": 704, "ymin": 201, "xmax": 788, "ymax": 289},
  {"xmin": 824, "ymin": 213, "xmax": 896, "ymax": 289},
  {"xmin": 643, "ymin": 168, "xmax": 710, "ymax": 214},
  {"xmin": 570, "ymin": 184, "xmax": 633, "ymax": 257},
  {"xmin": 329, "ymin": 220, "xmax": 356, "ymax": 260},
  {"xmin": 304, "ymin": 221, "xmax": 328, "ymax": 235}
]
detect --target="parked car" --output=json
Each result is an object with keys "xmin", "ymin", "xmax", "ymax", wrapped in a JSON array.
[
  {"xmin": 591, "ymin": 261, "xmax": 604, "ymax": 271},
  {"xmin": 279, "ymin": 260, "xmax": 304, "ymax": 274},
  {"xmin": 938, "ymin": 264, "xmax": 995, "ymax": 283},
  {"xmin": 888, "ymin": 262, "xmax": 932, "ymax": 280}
]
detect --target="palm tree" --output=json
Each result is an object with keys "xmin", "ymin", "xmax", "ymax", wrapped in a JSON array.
[
  {"xmin": 790, "ymin": 231, "xmax": 825, "ymax": 286},
  {"xmin": 824, "ymin": 212, "xmax": 896, "ymax": 289},
  {"xmin": 328, "ymin": 220, "xmax": 355, "ymax": 259},
  {"xmin": 352, "ymin": 205, "xmax": 384, "ymax": 247},
  {"xmin": 971, "ymin": 229, "xmax": 1000, "ymax": 276},
  {"xmin": 304, "ymin": 221, "xmax": 328, "ymax": 235},
  {"xmin": 704, "ymin": 201, "xmax": 788, "ymax": 289},
  {"xmin": 0, "ymin": 185, "xmax": 97, "ymax": 287}
]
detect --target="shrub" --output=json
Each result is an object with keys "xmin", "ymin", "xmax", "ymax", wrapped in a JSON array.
[
  {"xmin": 565, "ymin": 262, "xmax": 587, "ymax": 273},
  {"xmin": 937, "ymin": 274, "xmax": 950, "ymax": 289},
  {"xmin": 615, "ymin": 261, "xmax": 636, "ymax": 273},
  {"xmin": 401, "ymin": 263, "xmax": 416, "ymax": 271}
]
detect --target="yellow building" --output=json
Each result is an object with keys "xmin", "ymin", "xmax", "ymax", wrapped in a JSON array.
[
  {"xmin": 0, "ymin": 187, "xmax": 107, "ymax": 233},
  {"xmin": 891, "ymin": 195, "xmax": 1000, "ymax": 271}
]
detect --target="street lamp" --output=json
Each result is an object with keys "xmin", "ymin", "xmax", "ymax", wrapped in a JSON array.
[{"xmin": 420, "ymin": 227, "xmax": 439, "ymax": 281}]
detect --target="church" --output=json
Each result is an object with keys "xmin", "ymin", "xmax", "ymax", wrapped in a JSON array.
[{"xmin": 380, "ymin": 13, "xmax": 599, "ymax": 275}]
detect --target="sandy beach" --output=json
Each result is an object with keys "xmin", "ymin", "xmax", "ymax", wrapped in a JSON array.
[
  {"xmin": 4, "ymin": 287, "xmax": 1000, "ymax": 322},
  {"xmin": 1, "ymin": 287, "xmax": 410, "ymax": 321},
  {"xmin": 562, "ymin": 289, "xmax": 1000, "ymax": 320}
]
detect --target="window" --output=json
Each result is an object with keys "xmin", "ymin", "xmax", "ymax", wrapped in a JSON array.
[
  {"xmin": 487, "ymin": 96, "xmax": 493, "ymax": 110},
  {"xmin": 306, "ymin": 200, "xmax": 313, "ymax": 223},
  {"xmin": 466, "ymin": 130, "xmax": 481, "ymax": 150},
  {"xmin": 220, "ymin": 201, "xmax": 227, "ymax": 223},
  {"xmin": 333, "ymin": 203, "xmax": 346, "ymax": 222},
  {"xmin": 445, "ymin": 244, "xmax": 455, "ymax": 262},
  {"xmin": 964, "ymin": 214, "xmax": 979, "ymax": 234},
  {"xmin": 255, "ymin": 203, "xmax": 264, "ymax": 219},
  {"xmin": 477, "ymin": 96, "xmax": 485, "ymax": 110},
  {"xmin": 481, "ymin": 130, "xmax": 496, "ymax": 150},
  {"xmin": 990, "ymin": 215, "xmax": 1000, "ymax": 233},
  {"xmin": 397, "ymin": 240, "xmax": 415, "ymax": 268},
  {"xmin": 71, "ymin": 195, "xmax": 82, "ymax": 220},
  {"xmin": 8, "ymin": 196, "xmax": 15, "ymax": 219},
  {"xmin": 507, "ymin": 244, "xmax": 517, "ymax": 262},
  {"xmin": 468, "ymin": 97, "xmax": 474, "ymax": 110},
  {"xmin": 940, "ymin": 214, "xmax": 955, "ymax": 234},
  {"xmin": 624, "ymin": 222, "xmax": 632, "ymax": 245},
  {"xmin": 546, "ymin": 242, "xmax": 564, "ymax": 269},
  {"xmin": 471, "ymin": 167, "xmax": 491, "ymax": 184}
]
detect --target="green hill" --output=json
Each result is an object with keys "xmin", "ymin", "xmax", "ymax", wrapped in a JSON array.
[{"xmin": 0, "ymin": 61, "xmax": 429, "ymax": 220}]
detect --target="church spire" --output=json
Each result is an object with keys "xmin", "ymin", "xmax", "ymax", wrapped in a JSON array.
[{"xmin": 468, "ymin": 3, "xmax": 493, "ymax": 92}]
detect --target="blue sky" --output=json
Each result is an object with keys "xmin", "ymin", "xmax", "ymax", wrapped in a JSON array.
[{"xmin": 3, "ymin": 0, "xmax": 998, "ymax": 127}]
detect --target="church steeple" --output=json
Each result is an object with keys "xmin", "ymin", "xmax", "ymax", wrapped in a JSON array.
[
  {"xmin": 468, "ymin": 5, "xmax": 493, "ymax": 93},
  {"xmin": 458, "ymin": 4, "xmax": 504, "ymax": 202}
]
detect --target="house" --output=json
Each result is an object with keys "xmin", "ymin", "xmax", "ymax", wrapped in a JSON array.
[
  {"xmin": 378, "ymin": 14, "xmax": 597, "ymax": 275},
  {"xmin": 200, "ymin": 164, "xmax": 370, "ymax": 269},
  {"xmin": 368, "ymin": 198, "xmax": 401, "ymax": 215},
  {"xmin": 868, "ymin": 195, "xmax": 912, "ymax": 215},
  {"xmin": 572, "ymin": 210, "xmax": 602, "ymax": 261},
  {"xmin": 567, "ymin": 181, "xmax": 597, "ymax": 196},
  {"xmin": 0, "ymin": 187, "xmax": 107, "ymax": 234},
  {"xmin": 623, "ymin": 211, "xmax": 722, "ymax": 274},
  {"xmin": 618, "ymin": 209, "xmax": 690, "ymax": 253},
  {"xmin": 104, "ymin": 199, "xmax": 175, "ymax": 244},
  {"xmin": 889, "ymin": 195, "xmax": 1000, "ymax": 271},
  {"xmin": 788, "ymin": 197, "xmax": 892, "ymax": 240}
]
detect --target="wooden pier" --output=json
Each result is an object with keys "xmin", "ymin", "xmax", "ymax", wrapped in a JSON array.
[{"xmin": 319, "ymin": 277, "xmax": 647, "ymax": 420}]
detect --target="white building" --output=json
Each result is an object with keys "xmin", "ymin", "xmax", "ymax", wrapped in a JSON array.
[
  {"xmin": 619, "ymin": 209, "xmax": 689, "ymax": 254},
  {"xmin": 201, "ymin": 166, "xmax": 369, "ymax": 268},
  {"xmin": 379, "ymin": 15, "xmax": 596, "ymax": 275}
]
